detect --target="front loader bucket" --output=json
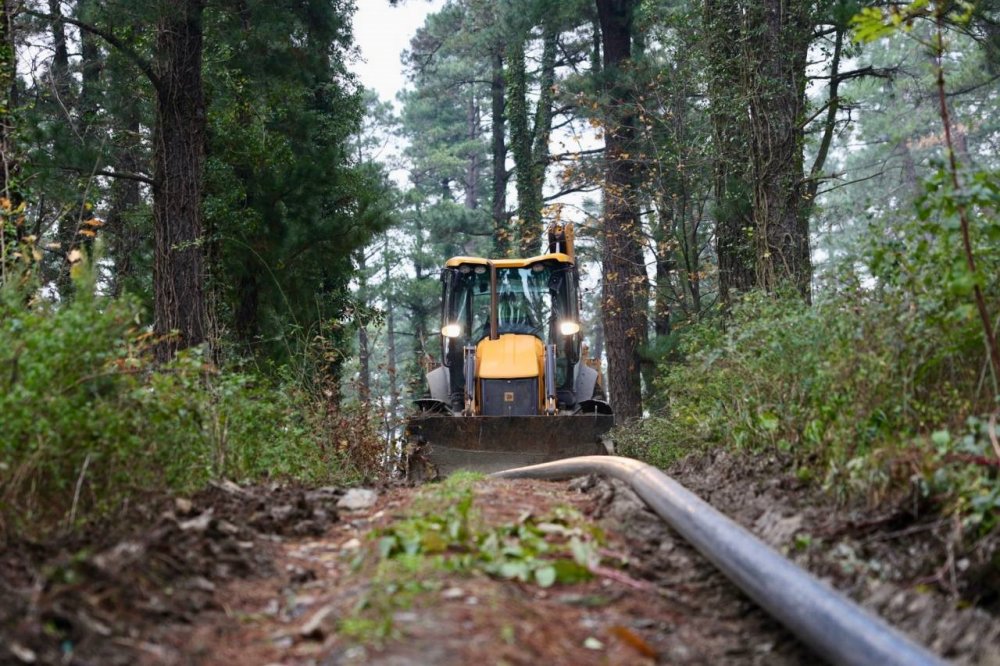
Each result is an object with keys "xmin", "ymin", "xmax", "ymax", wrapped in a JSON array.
[{"xmin": 405, "ymin": 413, "xmax": 614, "ymax": 478}]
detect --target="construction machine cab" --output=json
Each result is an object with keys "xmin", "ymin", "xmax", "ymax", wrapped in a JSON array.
[
  {"xmin": 435, "ymin": 224, "xmax": 598, "ymax": 417},
  {"xmin": 406, "ymin": 223, "xmax": 612, "ymax": 478},
  {"xmin": 440, "ymin": 260, "xmax": 580, "ymax": 357}
]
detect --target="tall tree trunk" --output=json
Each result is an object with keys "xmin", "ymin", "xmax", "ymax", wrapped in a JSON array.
[
  {"xmin": 463, "ymin": 93, "xmax": 480, "ymax": 211},
  {"xmin": 804, "ymin": 25, "xmax": 842, "ymax": 211},
  {"xmin": 384, "ymin": 235, "xmax": 399, "ymax": 421},
  {"xmin": 490, "ymin": 48, "xmax": 509, "ymax": 257},
  {"xmin": 107, "ymin": 110, "xmax": 143, "ymax": 297},
  {"xmin": 78, "ymin": 0, "xmax": 103, "ymax": 131},
  {"xmin": 153, "ymin": 0, "xmax": 208, "ymax": 360},
  {"xmin": 704, "ymin": 0, "xmax": 755, "ymax": 307},
  {"xmin": 507, "ymin": 39, "xmax": 535, "ymax": 255},
  {"xmin": 526, "ymin": 24, "xmax": 557, "ymax": 256},
  {"xmin": 0, "ymin": 0, "xmax": 18, "ymax": 284},
  {"xmin": 356, "ymin": 249, "xmax": 371, "ymax": 403},
  {"xmin": 358, "ymin": 324, "xmax": 371, "ymax": 402},
  {"xmin": 233, "ymin": 271, "xmax": 259, "ymax": 344},
  {"xmin": 652, "ymin": 202, "xmax": 674, "ymax": 338},
  {"xmin": 49, "ymin": 1, "xmax": 77, "ymax": 299},
  {"xmin": 590, "ymin": 8, "xmax": 602, "ymax": 75},
  {"xmin": 596, "ymin": 0, "xmax": 645, "ymax": 422},
  {"xmin": 743, "ymin": 0, "xmax": 812, "ymax": 300},
  {"xmin": 508, "ymin": 28, "xmax": 558, "ymax": 258},
  {"xmin": 48, "ymin": 0, "xmax": 69, "ymax": 99}
]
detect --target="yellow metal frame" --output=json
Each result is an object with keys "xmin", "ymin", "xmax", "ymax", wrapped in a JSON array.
[
  {"xmin": 475, "ymin": 335, "xmax": 546, "ymax": 412},
  {"xmin": 444, "ymin": 252, "xmax": 574, "ymax": 269},
  {"xmin": 444, "ymin": 223, "xmax": 579, "ymax": 415}
]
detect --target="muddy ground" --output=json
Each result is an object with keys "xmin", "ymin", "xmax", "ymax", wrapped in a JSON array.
[{"xmin": 2, "ymin": 451, "xmax": 999, "ymax": 665}]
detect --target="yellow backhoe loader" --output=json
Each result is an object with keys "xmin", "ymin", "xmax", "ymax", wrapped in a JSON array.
[{"xmin": 405, "ymin": 223, "xmax": 613, "ymax": 478}]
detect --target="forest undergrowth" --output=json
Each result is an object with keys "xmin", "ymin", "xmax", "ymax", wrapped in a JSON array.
[
  {"xmin": 622, "ymin": 4, "xmax": 1000, "ymax": 572},
  {"xmin": 620, "ymin": 280, "xmax": 1000, "ymax": 558},
  {"xmin": 0, "ymin": 254, "xmax": 385, "ymax": 543}
]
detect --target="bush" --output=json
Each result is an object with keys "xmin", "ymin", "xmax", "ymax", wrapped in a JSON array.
[
  {"xmin": 0, "ymin": 279, "xmax": 348, "ymax": 539},
  {"xmin": 628, "ymin": 283, "xmax": 999, "ymax": 527}
]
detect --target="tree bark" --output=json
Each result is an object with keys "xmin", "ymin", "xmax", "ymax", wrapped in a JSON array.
[
  {"xmin": 358, "ymin": 323, "xmax": 371, "ymax": 402},
  {"xmin": 384, "ymin": 235, "xmax": 399, "ymax": 421},
  {"xmin": 463, "ymin": 93, "xmax": 480, "ymax": 211},
  {"xmin": 743, "ymin": 0, "xmax": 813, "ymax": 300},
  {"xmin": 233, "ymin": 271, "xmax": 259, "ymax": 344},
  {"xmin": 804, "ymin": 25, "xmax": 842, "ymax": 209},
  {"xmin": 507, "ymin": 24, "xmax": 557, "ymax": 259},
  {"xmin": 596, "ymin": 0, "xmax": 645, "ymax": 422},
  {"xmin": 77, "ymin": 0, "xmax": 103, "ymax": 131},
  {"xmin": 49, "ymin": 1, "xmax": 76, "ymax": 299},
  {"xmin": 704, "ymin": 0, "xmax": 755, "ymax": 306},
  {"xmin": 526, "ymin": 24, "xmax": 557, "ymax": 256},
  {"xmin": 652, "ymin": 202, "xmax": 674, "ymax": 338},
  {"xmin": 356, "ymin": 249, "xmax": 371, "ymax": 402},
  {"xmin": 0, "ymin": 0, "xmax": 18, "ymax": 285},
  {"xmin": 107, "ymin": 63, "xmax": 143, "ymax": 299},
  {"xmin": 153, "ymin": 0, "xmax": 208, "ymax": 360},
  {"xmin": 490, "ymin": 48, "xmax": 509, "ymax": 257},
  {"xmin": 507, "ymin": 39, "xmax": 534, "ymax": 255}
]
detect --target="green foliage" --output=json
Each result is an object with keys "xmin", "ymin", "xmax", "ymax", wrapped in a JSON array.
[
  {"xmin": 627, "ymin": 272, "xmax": 998, "ymax": 520},
  {"xmin": 921, "ymin": 417, "xmax": 1000, "ymax": 534},
  {"xmin": 0, "ymin": 269, "xmax": 345, "ymax": 539},
  {"xmin": 203, "ymin": 0, "xmax": 392, "ymax": 368},
  {"xmin": 345, "ymin": 478, "xmax": 608, "ymax": 643},
  {"xmin": 376, "ymin": 484, "xmax": 599, "ymax": 587}
]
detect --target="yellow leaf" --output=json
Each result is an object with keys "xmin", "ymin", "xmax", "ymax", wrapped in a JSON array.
[{"xmin": 67, "ymin": 249, "xmax": 83, "ymax": 263}]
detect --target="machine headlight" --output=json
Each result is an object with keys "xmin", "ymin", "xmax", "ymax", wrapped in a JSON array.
[
  {"xmin": 559, "ymin": 321, "xmax": 580, "ymax": 336},
  {"xmin": 441, "ymin": 323, "xmax": 462, "ymax": 338}
]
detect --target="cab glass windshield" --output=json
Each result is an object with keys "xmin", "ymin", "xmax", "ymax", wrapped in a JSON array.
[{"xmin": 441, "ymin": 262, "xmax": 578, "ymax": 347}]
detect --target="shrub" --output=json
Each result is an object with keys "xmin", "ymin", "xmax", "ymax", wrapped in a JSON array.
[
  {"xmin": 628, "ymin": 282, "xmax": 998, "ymax": 526},
  {"xmin": 0, "ymin": 278, "xmax": 348, "ymax": 539}
]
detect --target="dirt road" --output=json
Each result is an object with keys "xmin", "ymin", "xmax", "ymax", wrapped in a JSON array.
[{"xmin": 3, "ymin": 452, "xmax": 999, "ymax": 665}]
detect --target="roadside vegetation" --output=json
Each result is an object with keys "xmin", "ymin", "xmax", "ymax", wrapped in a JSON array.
[
  {"xmin": 0, "ymin": 1, "xmax": 389, "ymax": 541},
  {"xmin": 623, "ymin": 4, "xmax": 1000, "ymax": 564},
  {"xmin": 2, "ymin": 0, "xmax": 999, "ymax": 605},
  {"xmin": 0, "ymin": 255, "xmax": 383, "ymax": 540}
]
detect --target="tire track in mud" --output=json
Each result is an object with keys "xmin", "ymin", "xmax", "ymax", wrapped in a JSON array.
[
  {"xmin": 4, "ymin": 458, "xmax": 996, "ymax": 665},
  {"xmin": 173, "ymin": 477, "xmax": 815, "ymax": 666}
]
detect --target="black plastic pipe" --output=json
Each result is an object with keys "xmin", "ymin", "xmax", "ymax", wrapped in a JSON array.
[{"xmin": 491, "ymin": 456, "xmax": 946, "ymax": 666}]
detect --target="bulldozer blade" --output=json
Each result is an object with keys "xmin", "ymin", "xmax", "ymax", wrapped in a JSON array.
[{"xmin": 405, "ymin": 413, "xmax": 614, "ymax": 478}]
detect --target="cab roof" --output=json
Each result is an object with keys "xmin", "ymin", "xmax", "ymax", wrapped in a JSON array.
[{"xmin": 444, "ymin": 252, "xmax": 574, "ymax": 269}]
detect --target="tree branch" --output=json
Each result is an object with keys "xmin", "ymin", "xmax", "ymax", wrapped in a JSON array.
[
  {"xmin": 58, "ymin": 166, "xmax": 155, "ymax": 186},
  {"xmin": 96, "ymin": 169, "xmax": 155, "ymax": 186},
  {"xmin": 543, "ymin": 185, "xmax": 600, "ymax": 201},
  {"xmin": 24, "ymin": 10, "xmax": 161, "ymax": 92}
]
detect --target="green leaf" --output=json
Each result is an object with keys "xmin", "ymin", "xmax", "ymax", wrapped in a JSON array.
[
  {"xmin": 378, "ymin": 536, "xmax": 397, "ymax": 558},
  {"xmin": 499, "ymin": 561, "xmax": 529, "ymax": 581},
  {"xmin": 931, "ymin": 430, "xmax": 951, "ymax": 449},
  {"xmin": 759, "ymin": 412, "xmax": 780, "ymax": 432},
  {"xmin": 552, "ymin": 559, "xmax": 592, "ymax": 584},
  {"xmin": 534, "ymin": 565, "xmax": 557, "ymax": 588},
  {"xmin": 421, "ymin": 530, "xmax": 448, "ymax": 553},
  {"xmin": 850, "ymin": 8, "xmax": 896, "ymax": 43}
]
